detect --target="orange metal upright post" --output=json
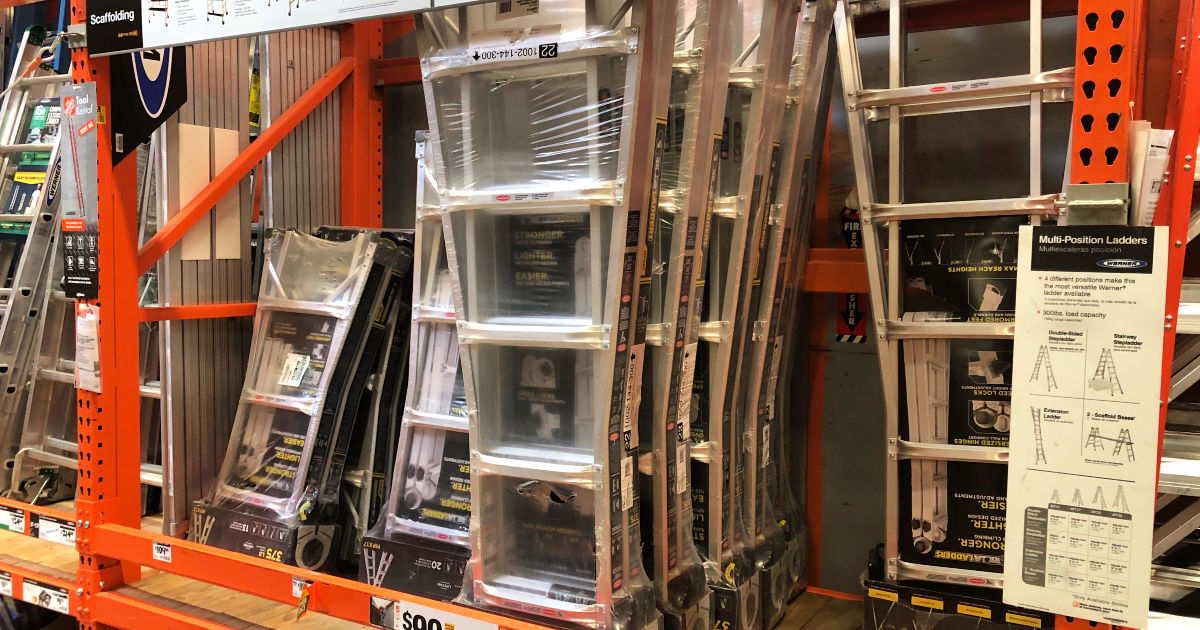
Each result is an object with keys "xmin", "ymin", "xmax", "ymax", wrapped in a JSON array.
[
  {"xmin": 341, "ymin": 20, "xmax": 384, "ymax": 228},
  {"xmin": 1069, "ymin": 0, "xmax": 1138, "ymax": 185},
  {"xmin": 68, "ymin": 0, "xmax": 145, "ymax": 625}
]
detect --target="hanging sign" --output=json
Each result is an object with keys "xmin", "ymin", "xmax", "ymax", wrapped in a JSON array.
[
  {"xmin": 109, "ymin": 47, "xmax": 188, "ymax": 164},
  {"xmin": 1003, "ymin": 225, "xmax": 1166, "ymax": 628},
  {"xmin": 85, "ymin": 0, "xmax": 480, "ymax": 56},
  {"xmin": 59, "ymin": 82, "xmax": 100, "ymax": 300}
]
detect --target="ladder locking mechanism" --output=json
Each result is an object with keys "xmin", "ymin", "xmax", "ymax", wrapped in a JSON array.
[{"xmin": 1057, "ymin": 183, "xmax": 1129, "ymax": 226}]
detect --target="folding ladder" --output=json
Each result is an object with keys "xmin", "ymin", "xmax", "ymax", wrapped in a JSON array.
[
  {"xmin": 634, "ymin": 0, "xmax": 735, "ymax": 626},
  {"xmin": 1090, "ymin": 347, "xmax": 1123, "ymax": 395},
  {"xmin": 1029, "ymin": 345, "xmax": 1056, "ymax": 391},
  {"xmin": 204, "ymin": 229, "xmax": 404, "ymax": 570},
  {"xmin": 834, "ymin": 0, "xmax": 1074, "ymax": 587},
  {"xmin": 416, "ymin": 1, "xmax": 676, "ymax": 626},
  {"xmin": 739, "ymin": 7, "xmax": 834, "ymax": 624},
  {"xmin": 901, "ymin": 312, "xmax": 950, "ymax": 556},
  {"xmin": 374, "ymin": 132, "xmax": 471, "ymax": 549}
]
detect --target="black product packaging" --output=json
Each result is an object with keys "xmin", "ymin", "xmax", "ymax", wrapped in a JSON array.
[
  {"xmin": 359, "ymin": 533, "xmax": 470, "ymax": 601},
  {"xmin": 395, "ymin": 428, "xmax": 471, "ymax": 534},
  {"xmin": 503, "ymin": 213, "xmax": 592, "ymax": 318},
  {"xmin": 190, "ymin": 502, "xmax": 305, "ymax": 567},
  {"xmin": 899, "ymin": 461, "xmax": 1007, "ymax": 573},
  {"xmin": 902, "ymin": 217, "xmax": 1021, "ymax": 322},
  {"xmin": 509, "ymin": 348, "xmax": 577, "ymax": 446},
  {"xmin": 949, "ymin": 338, "xmax": 1013, "ymax": 448},
  {"xmin": 863, "ymin": 580, "xmax": 1054, "ymax": 629}
]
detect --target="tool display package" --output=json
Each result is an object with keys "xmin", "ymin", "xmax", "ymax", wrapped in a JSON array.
[
  {"xmin": 635, "ymin": 0, "xmax": 734, "ymax": 627},
  {"xmin": 362, "ymin": 133, "xmax": 471, "ymax": 599},
  {"xmin": 416, "ymin": 0, "xmax": 677, "ymax": 626},
  {"xmin": 195, "ymin": 228, "xmax": 407, "ymax": 571},
  {"xmin": 901, "ymin": 217, "xmax": 1022, "ymax": 323}
]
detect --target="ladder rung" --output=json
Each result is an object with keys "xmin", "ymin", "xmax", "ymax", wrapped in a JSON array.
[
  {"xmin": 886, "ymin": 320, "xmax": 1014, "ymax": 340},
  {"xmin": 697, "ymin": 320, "xmax": 729, "ymax": 343},
  {"xmin": 866, "ymin": 195, "xmax": 1059, "ymax": 221},
  {"xmin": 38, "ymin": 367, "xmax": 72, "ymax": 384},
  {"xmin": 895, "ymin": 441, "xmax": 1007, "ymax": 463},
  {"xmin": 848, "ymin": 68, "xmax": 1074, "ymax": 113},
  {"xmin": 712, "ymin": 197, "xmax": 741, "ymax": 219},
  {"xmin": 0, "ymin": 143, "xmax": 55, "ymax": 154},
  {"xmin": 645, "ymin": 322, "xmax": 669, "ymax": 346},
  {"xmin": 689, "ymin": 440, "xmax": 717, "ymax": 463},
  {"xmin": 412, "ymin": 304, "xmax": 456, "ymax": 322},
  {"xmin": 473, "ymin": 452, "xmax": 599, "ymax": 487},
  {"xmin": 896, "ymin": 560, "xmax": 1002, "ymax": 589},
  {"xmin": 140, "ymin": 381, "xmax": 162, "ymax": 399},
  {"xmin": 456, "ymin": 321, "xmax": 609, "ymax": 349},
  {"xmin": 14, "ymin": 74, "xmax": 70, "ymax": 87},
  {"xmin": 864, "ymin": 90, "xmax": 1070, "ymax": 120},
  {"xmin": 402, "ymin": 407, "xmax": 470, "ymax": 432}
]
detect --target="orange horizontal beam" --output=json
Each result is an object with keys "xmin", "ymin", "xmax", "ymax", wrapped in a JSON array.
[
  {"xmin": 137, "ymin": 56, "xmax": 355, "ymax": 276},
  {"xmin": 138, "ymin": 303, "xmax": 257, "ymax": 322},
  {"xmin": 91, "ymin": 590, "xmax": 235, "ymax": 630},
  {"xmin": 91, "ymin": 523, "xmax": 556, "ymax": 630},
  {"xmin": 803, "ymin": 248, "xmax": 868, "ymax": 294},
  {"xmin": 374, "ymin": 56, "xmax": 422, "ymax": 86}
]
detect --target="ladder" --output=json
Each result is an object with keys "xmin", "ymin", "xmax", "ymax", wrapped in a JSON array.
[
  {"xmin": 1073, "ymin": 488, "xmax": 1085, "ymax": 506},
  {"xmin": 1114, "ymin": 485, "xmax": 1129, "ymax": 513},
  {"xmin": 834, "ymin": 0, "xmax": 1073, "ymax": 587},
  {"xmin": 1113, "ymin": 428, "xmax": 1134, "ymax": 461},
  {"xmin": 1092, "ymin": 486, "xmax": 1106, "ymax": 509},
  {"xmin": 635, "ymin": 0, "xmax": 733, "ymax": 624},
  {"xmin": 375, "ymin": 132, "xmax": 471, "ymax": 548},
  {"xmin": 1029, "ymin": 345, "xmax": 1057, "ymax": 391},
  {"xmin": 902, "ymin": 312, "xmax": 950, "ymax": 556},
  {"xmin": 1091, "ymin": 348, "xmax": 1123, "ymax": 395},
  {"xmin": 1032, "ymin": 407, "xmax": 1047, "ymax": 465},
  {"xmin": 415, "ymin": 1, "xmax": 675, "ymax": 626},
  {"xmin": 1085, "ymin": 426, "xmax": 1103, "ymax": 451}
]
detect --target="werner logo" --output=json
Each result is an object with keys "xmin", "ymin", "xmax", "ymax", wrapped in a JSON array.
[
  {"xmin": 44, "ymin": 159, "xmax": 60, "ymax": 208},
  {"xmin": 133, "ymin": 49, "xmax": 173, "ymax": 118},
  {"xmin": 90, "ymin": 9, "xmax": 135, "ymax": 24},
  {"xmin": 1097, "ymin": 258, "xmax": 1148, "ymax": 269}
]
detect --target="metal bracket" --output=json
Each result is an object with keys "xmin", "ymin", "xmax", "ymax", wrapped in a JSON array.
[
  {"xmin": 65, "ymin": 25, "xmax": 88, "ymax": 49},
  {"xmin": 1056, "ymin": 182, "xmax": 1129, "ymax": 226}
]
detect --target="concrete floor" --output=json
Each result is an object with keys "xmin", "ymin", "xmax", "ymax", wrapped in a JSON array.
[{"xmin": 779, "ymin": 592, "xmax": 863, "ymax": 630}]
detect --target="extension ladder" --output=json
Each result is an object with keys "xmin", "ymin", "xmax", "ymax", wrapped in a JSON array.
[
  {"xmin": 834, "ymin": 0, "xmax": 1074, "ymax": 587},
  {"xmin": 416, "ymin": 1, "xmax": 675, "ymax": 626},
  {"xmin": 1032, "ymin": 407, "xmax": 1047, "ymax": 465}
]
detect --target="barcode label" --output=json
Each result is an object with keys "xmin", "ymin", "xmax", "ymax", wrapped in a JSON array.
[
  {"xmin": 621, "ymin": 456, "xmax": 633, "ymax": 510},
  {"xmin": 278, "ymin": 353, "xmax": 309, "ymax": 387},
  {"xmin": 152, "ymin": 541, "xmax": 172, "ymax": 563},
  {"xmin": 496, "ymin": 0, "xmax": 538, "ymax": 19}
]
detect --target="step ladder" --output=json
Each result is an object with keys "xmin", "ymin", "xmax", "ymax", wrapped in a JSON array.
[
  {"xmin": 1029, "ymin": 345, "xmax": 1057, "ymax": 392},
  {"xmin": 1085, "ymin": 426, "xmax": 1103, "ymax": 452},
  {"xmin": 1032, "ymin": 407, "xmax": 1047, "ymax": 465},
  {"xmin": 1091, "ymin": 347, "xmax": 1123, "ymax": 395},
  {"xmin": 375, "ymin": 132, "xmax": 471, "ymax": 549},
  {"xmin": 834, "ymin": 0, "xmax": 1073, "ymax": 587},
  {"xmin": 1114, "ymin": 485, "xmax": 1128, "ymax": 513},
  {"xmin": 635, "ymin": 0, "xmax": 735, "ymax": 625},
  {"xmin": 1113, "ymin": 428, "xmax": 1134, "ymax": 461},
  {"xmin": 415, "ymin": 1, "xmax": 676, "ymax": 626},
  {"xmin": 1073, "ymin": 488, "xmax": 1084, "ymax": 506},
  {"xmin": 1092, "ymin": 486, "xmax": 1106, "ymax": 509}
]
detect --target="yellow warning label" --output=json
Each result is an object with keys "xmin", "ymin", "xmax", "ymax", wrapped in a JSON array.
[
  {"xmin": 910, "ymin": 596, "xmax": 944, "ymax": 610},
  {"xmin": 867, "ymin": 588, "xmax": 898, "ymax": 602},
  {"xmin": 1005, "ymin": 612, "xmax": 1042, "ymax": 628},
  {"xmin": 956, "ymin": 604, "xmax": 991, "ymax": 619}
]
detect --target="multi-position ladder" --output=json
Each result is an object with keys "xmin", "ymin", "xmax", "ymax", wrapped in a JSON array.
[
  {"xmin": 1032, "ymin": 407, "xmax": 1046, "ymax": 465},
  {"xmin": 636, "ymin": 0, "xmax": 734, "ymax": 625},
  {"xmin": 1090, "ymin": 347, "xmax": 1123, "ymax": 395},
  {"xmin": 373, "ymin": 132, "xmax": 471, "ymax": 550},
  {"xmin": 901, "ymin": 312, "xmax": 950, "ymax": 556},
  {"xmin": 416, "ymin": 1, "xmax": 675, "ymax": 626},
  {"xmin": 834, "ymin": 0, "xmax": 1074, "ymax": 586},
  {"xmin": 682, "ymin": 2, "xmax": 796, "ymax": 628},
  {"xmin": 735, "ymin": 5, "xmax": 834, "ymax": 624}
]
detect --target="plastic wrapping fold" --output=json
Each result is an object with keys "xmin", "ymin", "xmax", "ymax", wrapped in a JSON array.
[{"xmin": 418, "ymin": 1, "xmax": 638, "ymax": 203}]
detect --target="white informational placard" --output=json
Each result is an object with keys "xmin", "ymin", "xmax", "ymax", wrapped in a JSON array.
[
  {"xmin": 1003, "ymin": 225, "xmax": 1167, "ymax": 628},
  {"xmin": 86, "ymin": 0, "xmax": 484, "ymax": 56}
]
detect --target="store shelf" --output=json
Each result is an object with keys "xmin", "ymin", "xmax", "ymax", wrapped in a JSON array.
[{"xmin": 0, "ymin": 500, "xmax": 80, "ymax": 616}]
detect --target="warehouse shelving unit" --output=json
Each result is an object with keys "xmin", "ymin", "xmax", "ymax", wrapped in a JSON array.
[{"xmin": 0, "ymin": 0, "xmax": 1188, "ymax": 627}]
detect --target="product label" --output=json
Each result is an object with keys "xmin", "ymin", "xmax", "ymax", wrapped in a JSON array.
[
  {"xmin": 0, "ymin": 506, "xmax": 25, "ymax": 533},
  {"xmin": 495, "ymin": 0, "xmax": 538, "ymax": 19},
  {"xmin": 679, "ymin": 342, "xmax": 698, "ymax": 431},
  {"xmin": 0, "ymin": 571, "xmax": 11, "ymax": 597},
  {"xmin": 621, "ymin": 455, "xmax": 634, "ymax": 510},
  {"xmin": 1003, "ymin": 226, "xmax": 1165, "ymax": 628},
  {"xmin": 152, "ymin": 541, "xmax": 172, "ymax": 563},
  {"xmin": 59, "ymin": 83, "xmax": 99, "ymax": 299},
  {"xmin": 676, "ymin": 442, "xmax": 688, "ymax": 495},
  {"xmin": 466, "ymin": 41, "xmax": 559, "ymax": 64},
  {"xmin": 31, "ymin": 515, "xmax": 75, "ymax": 546},
  {"xmin": 278, "ymin": 353, "xmax": 309, "ymax": 387},
  {"xmin": 22, "ymin": 579, "xmax": 68, "ymax": 614},
  {"xmin": 902, "ymin": 216, "xmax": 1021, "ymax": 323}
]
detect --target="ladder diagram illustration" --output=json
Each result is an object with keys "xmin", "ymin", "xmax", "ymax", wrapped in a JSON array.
[
  {"xmin": 1029, "ymin": 345, "xmax": 1057, "ymax": 391},
  {"xmin": 1093, "ymin": 486, "xmax": 1106, "ymax": 509},
  {"xmin": 1113, "ymin": 485, "xmax": 1129, "ymax": 513},
  {"xmin": 1083, "ymin": 426, "xmax": 1134, "ymax": 461},
  {"xmin": 206, "ymin": 0, "xmax": 227, "ymax": 23},
  {"xmin": 147, "ymin": 0, "xmax": 168, "ymax": 25},
  {"xmin": 1090, "ymin": 348, "xmax": 1123, "ymax": 395},
  {"xmin": 1051, "ymin": 489, "xmax": 1061, "ymax": 504},
  {"xmin": 1031, "ymin": 407, "xmax": 1047, "ymax": 465},
  {"xmin": 1073, "ymin": 488, "xmax": 1085, "ymax": 506}
]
